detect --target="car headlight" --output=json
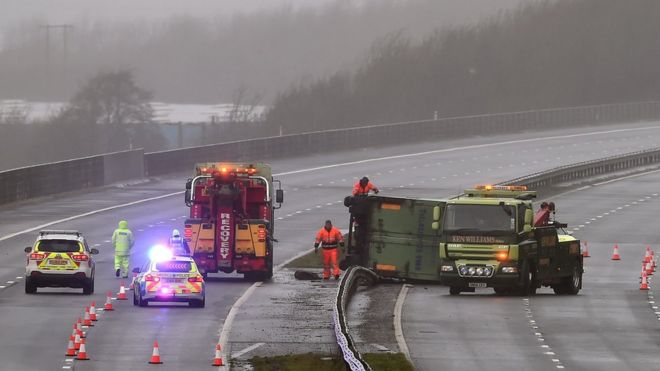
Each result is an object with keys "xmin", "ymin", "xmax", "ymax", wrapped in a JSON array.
[
  {"xmin": 441, "ymin": 265, "xmax": 454, "ymax": 272},
  {"xmin": 468, "ymin": 267, "xmax": 476, "ymax": 276},
  {"xmin": 502, "ymin": 267, "xmax": 518, "ymax": 273},
  {"xmin": 476, "ymin": 267, "xmax": 484, "ymax": 276},
  {"xmin": 459, "ymin": 266, "xmax": 469, "ymax": 276},
  {"xmin": 484, "ymin": 267, "xmax": 494, "ymax": 276}
]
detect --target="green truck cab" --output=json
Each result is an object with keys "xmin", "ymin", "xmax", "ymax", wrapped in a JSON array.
[{"xmin": 342, "ymin": 185, "xmax": 583, "ymax": 296}]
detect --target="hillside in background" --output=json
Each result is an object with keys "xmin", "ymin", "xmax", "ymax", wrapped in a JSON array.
[{"xmin": 266, "ymin": 0, "xmax": 660, "ymax": 133}]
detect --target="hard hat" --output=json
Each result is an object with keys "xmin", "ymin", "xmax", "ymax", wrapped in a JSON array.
[
  {"xmin": 119, "ymin": 220, "xmax": 128, "ymax": 228},
  {"xmin": 172, "ymin": 229, "xmax": 181, "ymax": 238}
]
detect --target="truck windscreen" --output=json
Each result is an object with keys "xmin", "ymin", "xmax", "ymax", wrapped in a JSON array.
[{"xmin": 444, "ymin": 204, "xmax": 516, "ymax": 233}]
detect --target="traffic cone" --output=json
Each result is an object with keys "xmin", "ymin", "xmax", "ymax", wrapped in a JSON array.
[
  {"xmin": 611, "ymin": 244, "xmax": 621, "ymax": 260},
  {"xmin": 74, "ymin": 332, "xmax": 82, "ymax": 351},
  {"xmin": 644, "ymin": 249, "xmax": 651, "ymax": 263},
  {"xmin": 646, "ymin": 261, "xmax": 654, "ymax": 276},
  {"xmin": 70, "ymin": 326, "xmax": 76, "ymax": 341},
  {"xmin": 640, "ymin": 271, "xmax": 650, "ymax": 290},
  {"xmin": 212, "ymin": 343, "xmax": 224, "ymax": 367},
  {"xmin": 83, "ymin": 307, "xmax": 94, "ymax": 327},
  {"xmin": 104, "ymin": 291, "xmax": 114, "ymax": 311},
  {"xmin": 76, "ymin": 339, "xmax": 90, "ymax": 360},
  {"xmin": 90, "ymin": 302, "xmax": 98, "ymax": 321},
  {"xmin": 66, "ymin": 338, "xmax": 76, "ymax": 356},
  {"xmin": 148, "ymin": 340, "xmax": 163, "ymax": 364},
  {"xmin": 117, "ymin": 281, "xmax": 128, "ymax": 300},
  {"xmin": 581, "ymin": 241, "xmax": 590, "ymax": 258},
  {"xmin": 76, "ymin": 318, "xmax": 85, "ymax": 338}
]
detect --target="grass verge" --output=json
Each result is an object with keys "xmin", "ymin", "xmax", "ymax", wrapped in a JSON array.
[{"xmin": 247, "ymin": 353, "xmax": 413, "ymax": 371}]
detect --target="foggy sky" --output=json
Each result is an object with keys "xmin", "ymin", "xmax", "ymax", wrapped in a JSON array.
[{"xmin": 0, "ymin": 0, "xmax": 335, "ymax": 25}]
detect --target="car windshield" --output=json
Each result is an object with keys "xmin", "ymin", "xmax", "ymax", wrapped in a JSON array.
[
  {"xmin": 154, "ymin": 261, "xmax": 193, "ymax": 273},
  {"xmin": 37, "ymin": 239, "xmax": 81, "ymax": 253},
  {"xmin": 444, "ymin": 204, "xmax": 516, "ymax": 233}
]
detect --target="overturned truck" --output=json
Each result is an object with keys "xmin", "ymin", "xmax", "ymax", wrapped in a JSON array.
[{"xmin": 341, "ymin": 185, "xmax": 583, "ymax": 295}]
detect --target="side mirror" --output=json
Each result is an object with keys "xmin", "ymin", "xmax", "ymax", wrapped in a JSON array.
[
  {"xmin": 90, "ymin": 248, "xmax": 99, "ymax": 255},
  {"xmin": 433, "ymin": 205, "xmax": 442, "ymax": 221},
  {"xmin": 185, "ymin": 179, "xmax": 193, "ymax": 205},
  {"xmin": 276, "ymin": 189, "xmax": 284, "ymax": 204},
  {"xmin": 524, "ymin": 208, "xmax": 533, "ymax": 225},
  {"xmin": 432, "ymin": 221, "xmax": 440, "ymax": 231},
  {"xmin": 132, "ymin": 267, "xmax": 140, "ymax": 274},
  {"xmin": 24, "ymin": 246, "xmax": 32, "ymax": 253}
]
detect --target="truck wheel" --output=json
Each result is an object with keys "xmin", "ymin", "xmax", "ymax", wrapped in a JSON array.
[
  {"xmin": 520, "ymin": 260, "xmax": 537, "ymax": 296},
  {"xmin": 553, "ymin": 263, "xmax": 581, "ymax": 295},
  {"xmin": 24, "ymin": 278, "xmax": 37, "ymax": 294},
  {"xmin": 449, "ymin": 287, "xmax": 461, "ymax": 296}
]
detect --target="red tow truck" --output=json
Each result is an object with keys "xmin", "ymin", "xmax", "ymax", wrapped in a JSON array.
[{"xmin": 183, "ymin": 163, "xmax": 283, "ymax": 280}]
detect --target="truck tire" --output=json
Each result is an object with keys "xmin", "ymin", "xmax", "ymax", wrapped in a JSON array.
[
  {"xmin": 520, "ymin": 260, "xmax": 537, "ymax": 296},
  {"xmin": 553, "ymin": 263, "xmax": 582, "ymax": 295},
  {"xmin": 24, "ymin": 278, "xmax": 37, "ymax": 294},
  {"xmin": 449, "ymin": 286, "xmax": 462, "ymax": 296}
]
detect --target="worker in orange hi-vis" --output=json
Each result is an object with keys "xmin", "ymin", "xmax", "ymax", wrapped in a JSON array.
[
  {"xmin": 352, "ymin": 176, "xmax": 379, "ymax": 196},
  {"xmin": 314, "ymin": 220, "xmax": 345, "ymax": 280}
]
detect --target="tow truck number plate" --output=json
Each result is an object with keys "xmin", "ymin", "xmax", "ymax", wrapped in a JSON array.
[
  {"xmin": 48, "ymin": 259, "xmax": 68, "ymax": 265},
  {"xmin": 468, "ymin": 282, "xmax": 487, "ymax": 288}
]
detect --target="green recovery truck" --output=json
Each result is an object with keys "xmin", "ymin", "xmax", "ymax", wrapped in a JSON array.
[{"xmin": 342, "ymin": 185, "xmax": 583, "ymax": 296}]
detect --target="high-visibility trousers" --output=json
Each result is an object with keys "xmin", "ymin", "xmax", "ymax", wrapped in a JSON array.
[
  {"xmin": 322, "ymin": 248, "xmax": 340, "ymax": 278},
  {"xmin": 114, "ymin": 255, "xmax": 130, "ymax": 278}
]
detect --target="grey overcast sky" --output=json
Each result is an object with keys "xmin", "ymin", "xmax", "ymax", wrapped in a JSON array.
[{"xmin": 0, "ymin": 0, "xmax": 335, "ymax": 25}]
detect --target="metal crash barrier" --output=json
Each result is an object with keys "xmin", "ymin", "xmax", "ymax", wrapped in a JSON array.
[{"xmin": 334, "ymin": 265, "xmax": 379, "ymax": 371}]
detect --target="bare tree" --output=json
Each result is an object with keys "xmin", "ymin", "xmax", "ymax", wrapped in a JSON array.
[{"xmin": 227, "ymin": 85, "xmax": 263, "ymax": 123}]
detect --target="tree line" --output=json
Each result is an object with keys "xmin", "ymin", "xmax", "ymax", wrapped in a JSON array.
[{"xmin": 265, "ymin": 0, "xmax": 660, "ymax": 134}]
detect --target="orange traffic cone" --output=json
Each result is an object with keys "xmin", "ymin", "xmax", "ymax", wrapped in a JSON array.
[
  {"xmin": 104, "ymin": 292, "xmax": 114, "ymax": 311},
  {"xmin": 90, "ymin": 302, "xmax": 98, "ymax": 321},
  {"xmin": 581, "ymin": 241, "xmax": 590, "ymax": 258},
  {"xmin": 66, "ymin": 338, "xmax": 76, "ymax": 356},
  {"xmin": 640, "ymin": 271, "xmax": 650, "ymax": 290},
  {"xmin": 77, "ymin": 339, "xmax": 90, "ymax": 360},
  {"xmin": 117, "ymin": 281, "xmax": 128, "ymax": 300},
  {"xmin": 74, "ymin": 332, "xmax": 82, "ymax": 351},
  {"xmin": 611, "ymin": 244, "xmax": 621, "ymax": 260},
  {"xmin": 148, "ymin": 340, "xmax": 163, "ymax": 364},
  {"xmin": 76, "ymin": 318, "xmax": 85, "ymax": 338},
  {"xmin": 83, "ymin": 307, "xmax": 94, "ymax": 327},
  {"xmin": 70, "ymin": 326, "xmax": 76, "ymax": 341},
  {"xmin": 212, "ymin": 343, "xmax": 224, "ymax": 367}
]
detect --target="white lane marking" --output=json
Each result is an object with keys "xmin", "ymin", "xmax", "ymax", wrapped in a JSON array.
[
  {"xmin": 6, "ymin": 281, "xmax": 14, "ymax": 284},
  {"xmin": 15, "ymin": 276, "xmax": 22, "ymax": 280},
  {"xmin": 216, "ymin": 248, "xmax": 315, "ymax": 363},
  {"xmin": 0, "ymin": 192, "xmax": 182, "ymax": 243},
  {"xmin": 394, "ymin": 284, "xmax": 413, "ymax": 363},
  {"xmin": 273, "ymin": 126, "xmax": 660, "ymax": 177},
  {"xmin": 231, "ymin": 342, "xmax": 265, "ymax": 359},
  {"xmin": 0, "ymin": 286, "xmax": 5, "ymax": 289}
]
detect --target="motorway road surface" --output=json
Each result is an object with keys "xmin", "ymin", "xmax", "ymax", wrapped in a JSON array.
[
  {"xmin": 403, "ymin": 168, "xmax": 660, "ymax": 371},
  {"xmin": 0, "ymin": 122, "xmax": 659, "ymax": 370}
]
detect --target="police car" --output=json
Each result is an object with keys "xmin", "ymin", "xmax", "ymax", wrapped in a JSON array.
[
  {"xmin": 24, "ymin": 230, "xmax": 98, "ymax": 294},
  {"xmin": 132, "ymin": 246, "xmax": 205, "ymax": 308}
]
